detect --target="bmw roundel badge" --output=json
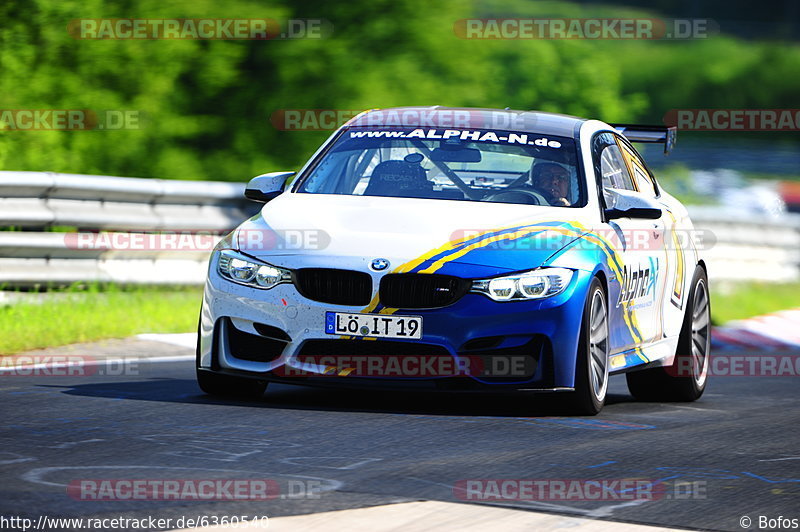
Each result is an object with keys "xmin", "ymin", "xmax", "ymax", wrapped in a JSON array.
[{"xmin": 370, "ymin": 258, "xmax": 390, "ymax": 271}]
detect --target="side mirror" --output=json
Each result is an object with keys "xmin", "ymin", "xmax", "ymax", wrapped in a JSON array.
[
  {"xmin": 244, "ymin": 172, "xmax": 296, "ymax": 203},
  {"xmin": 603, "ymin": 188, "xmax": 662, "ymax": 220}
]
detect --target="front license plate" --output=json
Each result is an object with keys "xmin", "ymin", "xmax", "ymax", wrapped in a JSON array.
[{"xmin": 325, "ymin": 312, "xmax": 423, "ymax": 339}]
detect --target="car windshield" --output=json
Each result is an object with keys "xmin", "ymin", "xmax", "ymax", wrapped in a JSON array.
[{"xmin": 295, "ymin": 127, "xmax": 583, "ymax": 207}]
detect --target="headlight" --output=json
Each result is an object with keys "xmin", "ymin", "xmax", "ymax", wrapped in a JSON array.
[
  {"xmin": 471, "ymin": 268, "xmax": 573, "ymax": 301},
  {"xmin": 217, "ymin": 250, "xmax": 292, "ymax": 289}
]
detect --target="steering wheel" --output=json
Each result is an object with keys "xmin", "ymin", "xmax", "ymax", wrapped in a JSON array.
[{"xmin": 481, "ymin": 187, "xmax": 548, "ymax": 205}]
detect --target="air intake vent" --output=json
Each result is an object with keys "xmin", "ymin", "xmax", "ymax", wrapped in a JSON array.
[
  {"xmin": 379, "ymin": 273, "xmax": 470, "ymax": 309},
  {"xmin": 226, "ymin": 319, "xmax": 286, "ymax": 363},
  {"xmin": 294, "ymin": 268, "xmax": 372, "ymax": 306}
]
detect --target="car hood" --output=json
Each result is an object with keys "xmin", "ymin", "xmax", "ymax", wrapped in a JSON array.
[{"xmin": 236, "ymin": 193, "xmax": 593, "ymax": 276}]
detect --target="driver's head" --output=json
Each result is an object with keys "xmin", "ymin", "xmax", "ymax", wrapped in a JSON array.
[{"xmin": 531, "ymin": 163, "xmax": 570, "ymax": 200}]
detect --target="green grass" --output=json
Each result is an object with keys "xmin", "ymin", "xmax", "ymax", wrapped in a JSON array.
[
  {"xmin": 711, "ymin": 282, "xmax": 800, "ymax": 325},
  {"xmin": 0, "ymin": 285, "xmax": 202, "ymax": 354}
]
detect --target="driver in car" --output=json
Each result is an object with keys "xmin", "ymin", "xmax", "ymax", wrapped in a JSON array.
[{"xmin": 530, "ymin": 163, "xmax": 571, "ymax": 206}]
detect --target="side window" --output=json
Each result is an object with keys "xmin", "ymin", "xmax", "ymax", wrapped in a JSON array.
[
  {"xmin": 617, "ymin": 137, "xmax": 658, "ymax": 198},
  {"xmin": 592, "ymin": 133, "xmax": 635, "ymax": 207}
]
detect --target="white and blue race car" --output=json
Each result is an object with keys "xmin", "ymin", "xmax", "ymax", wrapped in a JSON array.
[{"xmin": 197, "ymin": 107, "xmax": 710, "ymax": 414}]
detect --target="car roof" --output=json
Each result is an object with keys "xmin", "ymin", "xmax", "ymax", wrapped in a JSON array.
[{"xmin": 347, "ymin": 106, "xmax": 586, "ymax": 137}]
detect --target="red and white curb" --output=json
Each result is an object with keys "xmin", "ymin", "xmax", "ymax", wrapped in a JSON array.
[{"xmin": 712, "ymin": 308, "xmax": 800, "ymax": 351}]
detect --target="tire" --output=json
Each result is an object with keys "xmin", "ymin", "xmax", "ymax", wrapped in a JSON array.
[
  {"xmin": 626, "ymin": 266, "xmax": 710, "ymax": 402},
  {"xmin": 568, "ymin": 278, "xmax": 610, "ymax": 415},
  {"xmin": 195, "ymin": 318, "xmax": 268, "ymax": 399}
]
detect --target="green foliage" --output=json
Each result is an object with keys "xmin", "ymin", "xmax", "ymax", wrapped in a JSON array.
[{"xmin": 0, "ymin": 0, "xmax": 797, "ymax": 181}]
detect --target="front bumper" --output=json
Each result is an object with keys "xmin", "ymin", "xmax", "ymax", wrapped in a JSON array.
[{"xmin": 198, "ymin": 260, "xmax": 593, "ymax": 390}]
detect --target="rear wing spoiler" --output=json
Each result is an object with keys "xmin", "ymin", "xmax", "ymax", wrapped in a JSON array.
[{"xmin": 610, "ymin": 124, "xmax": 677, "ymax": 155}]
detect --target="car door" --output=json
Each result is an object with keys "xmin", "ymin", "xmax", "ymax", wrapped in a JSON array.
[
  {"xmin": 617, "ymin": 136, "xmax": 690, "ymax": 338},
  {"xmin": 592, "ymin": 132, "xmax": 669, "ymax": 354}
]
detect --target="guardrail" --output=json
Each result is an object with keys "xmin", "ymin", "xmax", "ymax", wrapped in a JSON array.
[
  {"xmin": 1, "ymin": 171, "xmax": 798, "ymax": 286},
  {"xmin": 0, "ymin": 171, "xmax": 258, "ymax": 286},
  {"xmin": 687, "ymin": 206, "xmax": 800, "ymax": 283}
]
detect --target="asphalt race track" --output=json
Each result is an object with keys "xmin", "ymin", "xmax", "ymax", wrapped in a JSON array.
[{"xmin": 1, "ymin": 337, "xmax": 798, "ymax": 531}]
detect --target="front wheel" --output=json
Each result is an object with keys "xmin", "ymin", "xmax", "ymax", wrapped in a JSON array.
[
  {"xmin": 626, "ymin": 266, "xmax": 710, "ymax": 402},
  {"xmin": 568, "ymin": 278, "xmax": 610, "ymax": 415}
]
